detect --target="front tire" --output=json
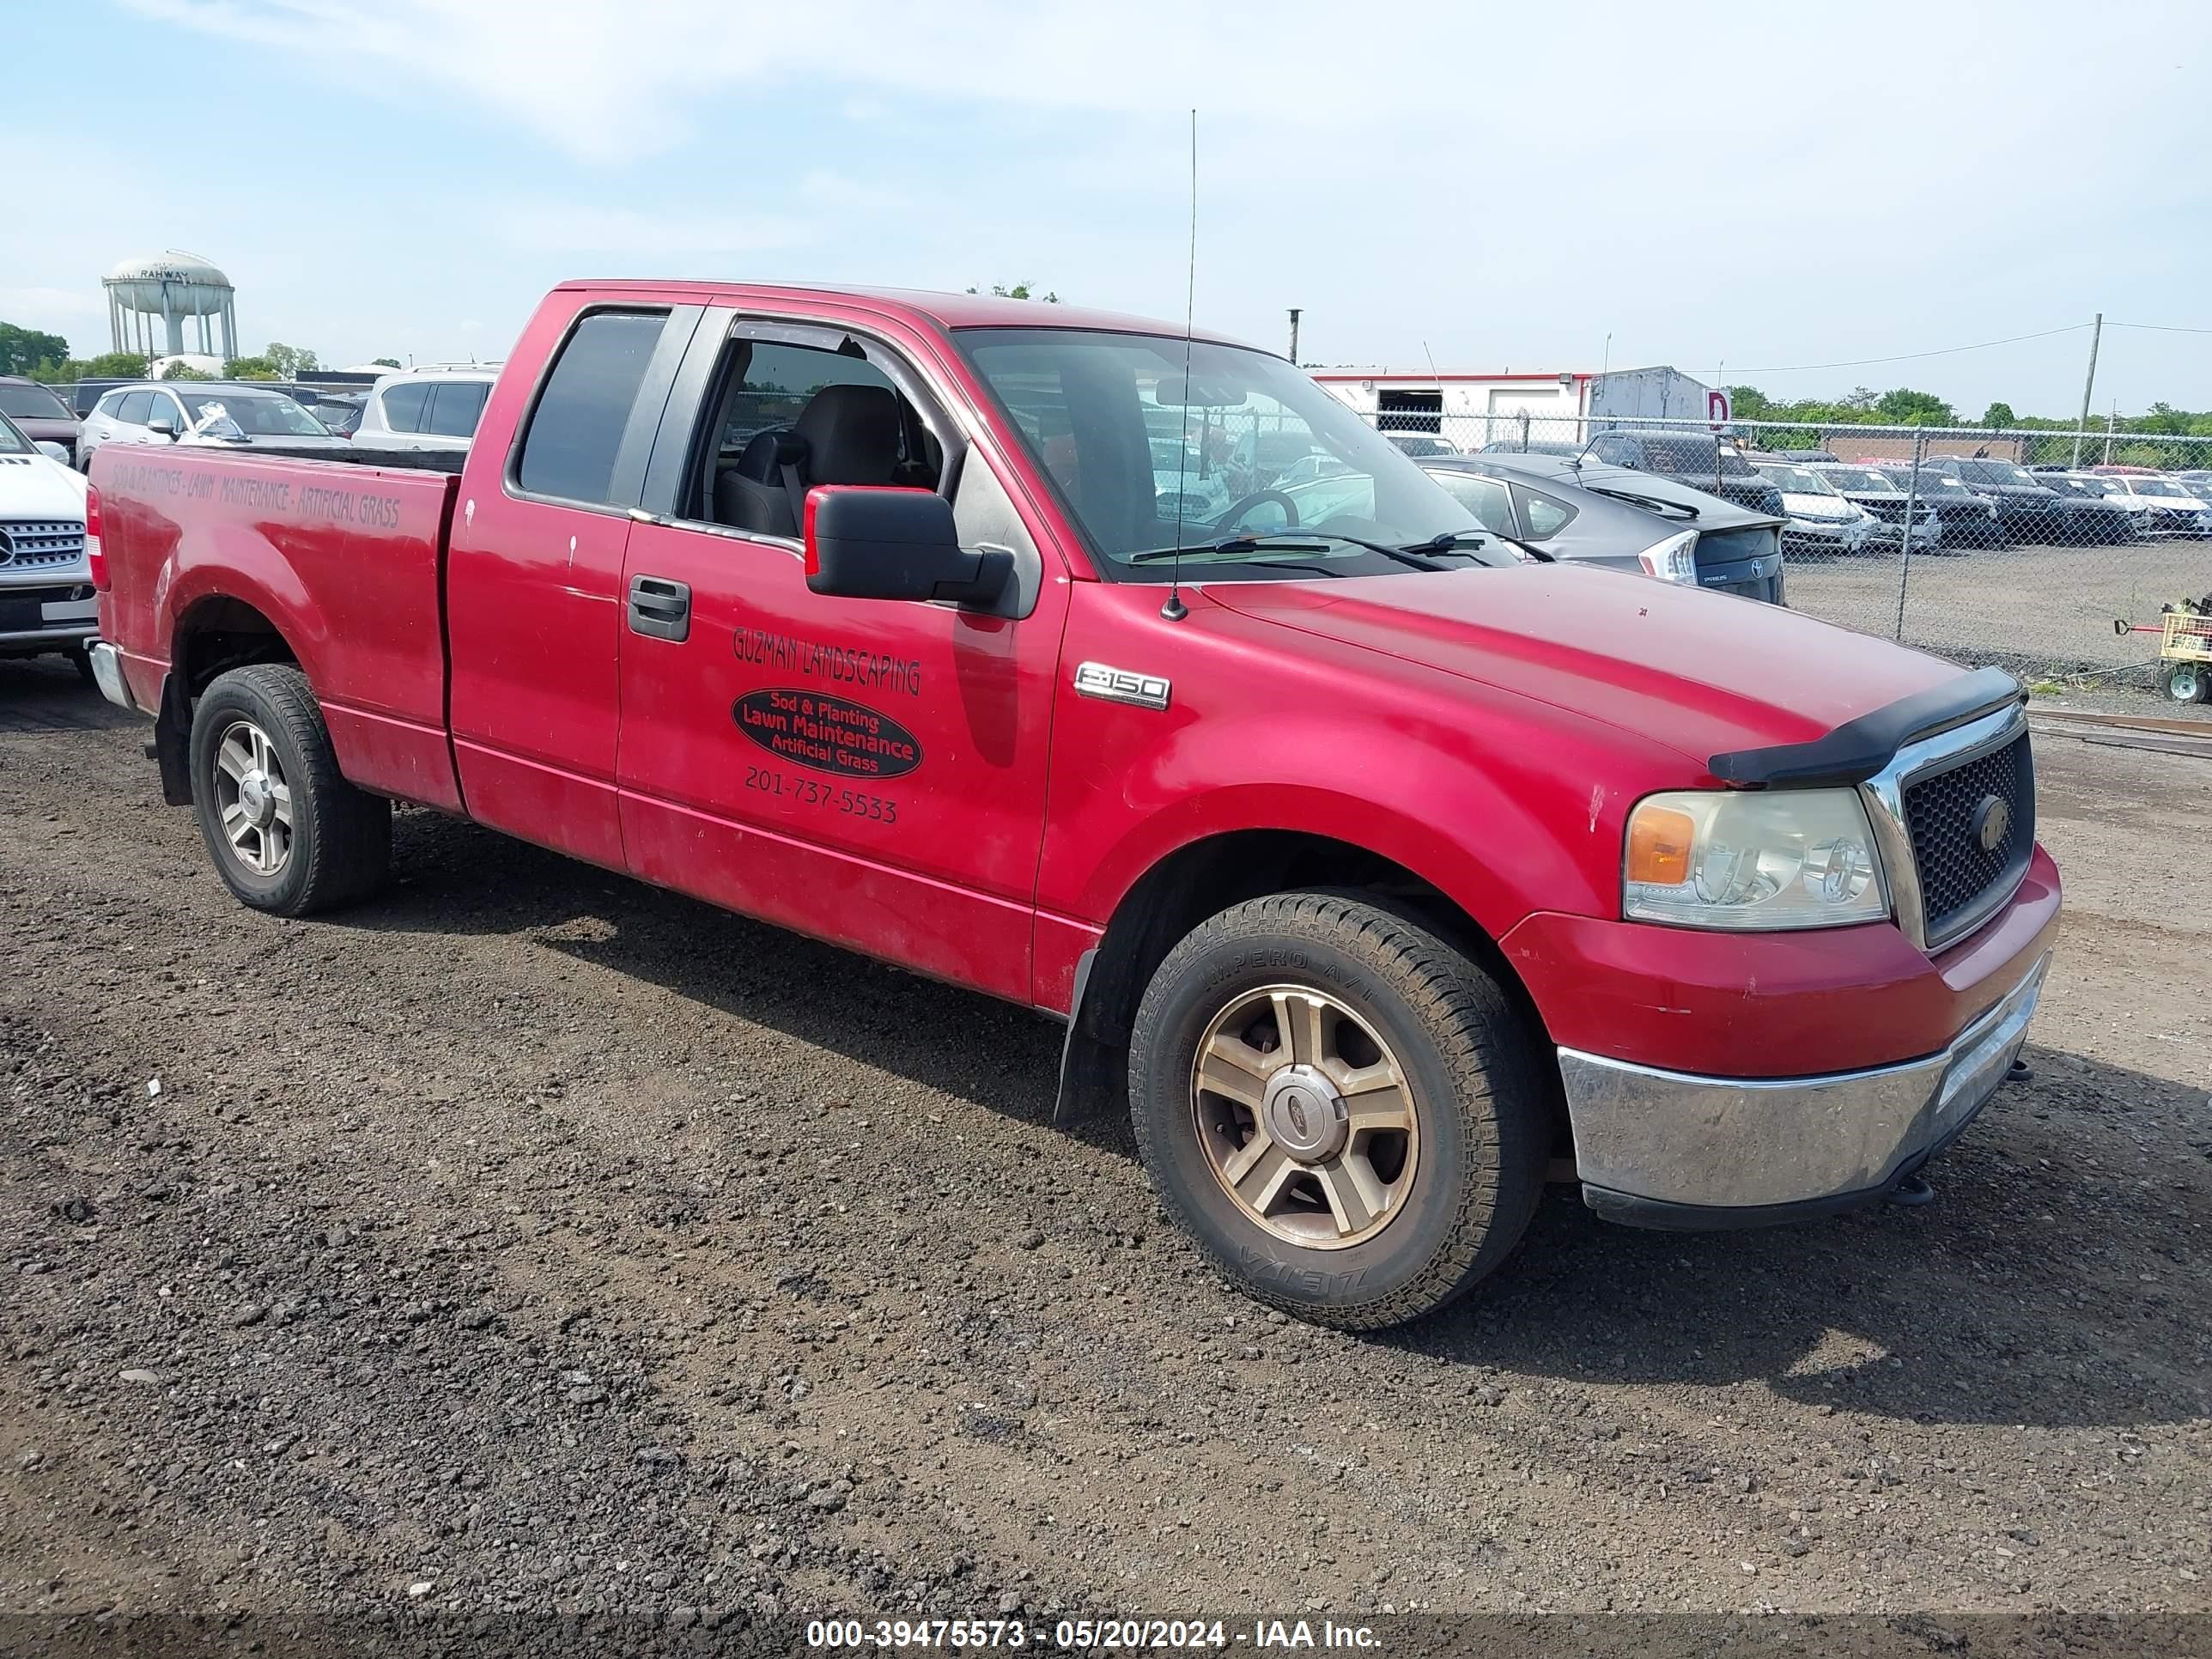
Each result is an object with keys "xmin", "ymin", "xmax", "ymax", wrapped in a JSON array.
[
  {"xmin": 2165, "ymin": 661, "xmax": 2209, "ymax": 704},
  {"xmin": 189, "ymin": 664, "xmax": 391, "ymax": 916},
  {"xmin": 1128, "ymin": 892, "xmax": 1547, "ymax": 1331}
]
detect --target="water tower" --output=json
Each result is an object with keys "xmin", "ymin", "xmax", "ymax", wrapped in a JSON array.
[{"xmin": 105, "ymin": 251, "xmax": 239, "ymax": 360}]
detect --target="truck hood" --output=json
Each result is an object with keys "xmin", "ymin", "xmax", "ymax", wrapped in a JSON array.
[
  {"xmin": 0, "ymin": 452, "xmax": 90, "ymax": 520},
  {"xmin": 1209, "ymin": 563, "xmax": 1964, "ymax": 772}
]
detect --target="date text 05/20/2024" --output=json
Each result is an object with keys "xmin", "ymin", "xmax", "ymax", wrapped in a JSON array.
[{"xmin": 805, "ymin": 1618, "xmax": 1382, "ymax": 1650}]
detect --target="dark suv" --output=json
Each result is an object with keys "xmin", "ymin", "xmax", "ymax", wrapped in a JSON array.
[
  {"xmin": 1916, "ymin": 458, "xmax": 2067, "ymax": 545},
  {"xmin": 1582, "ymin": 429, "xmax": 1786, "ymax": 516},
  {"xmin": 0, "ymin": 377, "xmax": 82, "ymax": 462}
]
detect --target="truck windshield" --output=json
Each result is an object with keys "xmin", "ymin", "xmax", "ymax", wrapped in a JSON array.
[
  {"xmin": 953, "ymin": 328, "xmax": 1515, "ymax": 581},
  {"xmin": 0, "ymin": 413, "xmax": 29, "ymax": 454},
  {"xmin": 179, "ymin": 392, "xmax": 331, "ymax": 438}
]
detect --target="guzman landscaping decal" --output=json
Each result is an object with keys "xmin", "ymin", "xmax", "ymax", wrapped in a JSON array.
[{"xmin": 733, "ymin": 689, "xmax": 922, "ymax": 780}]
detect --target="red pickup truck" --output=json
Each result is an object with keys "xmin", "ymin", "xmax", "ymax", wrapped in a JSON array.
[{"xmin": 84, "ymin": 282, "xmax": 2058, "ymax": 1329}]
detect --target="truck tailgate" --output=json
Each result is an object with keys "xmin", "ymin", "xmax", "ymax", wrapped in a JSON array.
[{"xmin": 95, "ymin": 447, "xmax": 463, "ymax": 811}]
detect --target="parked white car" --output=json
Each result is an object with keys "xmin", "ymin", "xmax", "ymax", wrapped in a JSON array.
[
  {"xmin": 78, "ymin": 382, "xmax": 349, "ymax": 466},
  {"xmin": 2090, "ymin": 472, "xmax": 2212, "ymax": 537},
  {"xmin": 0, "ymin": 410, "xmax": 96, "ymax": 672},
  {"xmin": 352, "ymin": 367, "xmax": 498, "ymax": 452},
  {"xmin": 1750, "ymin": 460, "xmax": 1875, "ymax": 557}
]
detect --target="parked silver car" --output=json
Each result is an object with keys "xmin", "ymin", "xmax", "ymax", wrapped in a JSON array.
[
  {"xmin": 78, "ymin": 382, "xmax": 349, "ymax": 465},
  {"xmin": 352, "ymin": 367, "xmax": 498, "ymax": 452},
  {"xmin": 0, "ymin": 409, "xmax": 96, "ymax": 672}
]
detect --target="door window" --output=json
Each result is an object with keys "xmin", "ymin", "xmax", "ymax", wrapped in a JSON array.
[
  {"xmin": 381, "ymin": 381, "xmax": 431, "ymax": 434},
  {"xmin": 514, "ymin": 310, "xmax": 671, "ymax": 506},
  {"xmin": 690, "ymin": 331, "xmax": 945, "ymax": 536},
  {"xmin": 1513, "ymin": 485, "xmax": 1578, "ymax": 538},
  {"xmin": 117, "ymin": 391, "xmax": 154, "ymax": 426},
  {"xmin": 424, "ymin": 380, "xmax": 489, "ymax": 438},
  {"xmin": 1426, "ymin": 470, "xmax": 1516, "ymax": 533}
]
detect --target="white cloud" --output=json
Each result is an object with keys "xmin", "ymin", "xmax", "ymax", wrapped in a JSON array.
[
  {"xmin": 491, "ymin": 204, "xmax": 814, "ymax": 256},
  {"xmin": 0, "ymin": 286, "xmax": 106, "ymax": 321}
]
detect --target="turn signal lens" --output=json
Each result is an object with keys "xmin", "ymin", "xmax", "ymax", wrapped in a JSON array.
[{"xmin": 1626, "ymin": 805, "xmax": 1695, "ymax": 885}]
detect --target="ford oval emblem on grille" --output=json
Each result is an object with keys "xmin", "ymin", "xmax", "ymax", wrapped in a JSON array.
[{"xmin": 1972, "ymin": 794, "xmax": 2011, "ymax": 853}]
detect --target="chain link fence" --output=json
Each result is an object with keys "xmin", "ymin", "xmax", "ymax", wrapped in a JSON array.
[{"xmin": 1350, "ymin": 409, "xmax": 2212, "ymax": 698}]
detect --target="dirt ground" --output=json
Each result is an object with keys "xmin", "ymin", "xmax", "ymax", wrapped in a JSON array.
[{"xmin": 3, "ymin": 655, "xmax": 2209, "ymax": 1639}]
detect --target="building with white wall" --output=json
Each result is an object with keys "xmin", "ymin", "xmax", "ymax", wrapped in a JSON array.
[{"xmin": 1312, "ymin": 365, "xmax": 1719, "ymax": 447}]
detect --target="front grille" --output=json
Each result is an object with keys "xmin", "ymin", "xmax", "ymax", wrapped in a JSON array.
[
  {"xmin": 0, "ymin": 520, "xmax": 88, "ymax": 571},
  {"xmin": 1903, "ymin": 731, "xmax": 2034, "ymax": 947}
]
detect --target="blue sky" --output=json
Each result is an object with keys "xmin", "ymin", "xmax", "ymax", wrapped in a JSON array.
[{"xmin": 6, "ymin": 0, "xmax": 2209, "ymax": 416}]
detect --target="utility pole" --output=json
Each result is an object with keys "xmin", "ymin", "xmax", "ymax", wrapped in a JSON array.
[
  {"xmin": 1286, "ymin": 308, "xmax": 1301, "ymax": 365},
  {"xmin": 2070, "ymin": 312, "xmax": 2102, "ymax": 467}
]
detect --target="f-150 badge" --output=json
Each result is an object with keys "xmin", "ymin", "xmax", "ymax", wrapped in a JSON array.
[{"xmin": 1074, "ymin": 662, "xmax": 1170, "ymax": 711}]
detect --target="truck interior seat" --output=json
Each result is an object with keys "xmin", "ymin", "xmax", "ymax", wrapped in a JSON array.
[{"xmin": 713, "ymin": 383, "xmax": 906, "ymax": 540}]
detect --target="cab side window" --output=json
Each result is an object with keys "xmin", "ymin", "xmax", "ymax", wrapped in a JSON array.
[{"xmin": 515, "ymin": 309, "xmax": 670, "ymax": 506}]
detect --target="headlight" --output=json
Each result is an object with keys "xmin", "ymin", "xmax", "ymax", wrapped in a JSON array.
[
  {"xmin": 1624, "ymin": 789, "xmax": 1887, "ymax": 930},
  {"xmin": 1637, "ymin": 529, "xmax": 1698, "ymax": 584}
]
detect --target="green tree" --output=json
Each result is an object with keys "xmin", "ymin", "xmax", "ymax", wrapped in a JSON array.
[
  {"xmin": 372, "ymin": 357, "xmax": 401, "ymax": 368},
  {"xmin": 222, "ymin": 356, "xmax": 282, "ymax": 380},
  {"xmin": 1874, "ymin": 387, "xmax": 1954, "ymax": 426},
  {"xmin": 0, "ymin": 322, "xmax": 70, "ymax": 375},
  {"xmin": 264, "ymin": 342, "xmax": 320, "ymax": 378},
  {"xmin": 161, "ymin": 364, "xmax": 212, "ymax": 381},
  {"xmin": 1981, "ymin": 401, "xmax": 2016, "ymax": 428},
  {"xmin": 83, "ymin": 351, "xmax": 150, "ymax": 379},
  {"xmin": 965, "ymin": 282, "xmax": 1060, "ymax": 303}
]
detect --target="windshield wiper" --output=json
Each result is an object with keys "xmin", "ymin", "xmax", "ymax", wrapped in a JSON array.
[
  {"xmin": 1585, "ymin": 485, "xmax": 1697, "ymax": 520},
  {"xmin": 1127, "ymin": 532, "xmax": 1459, "ymax": 571}
]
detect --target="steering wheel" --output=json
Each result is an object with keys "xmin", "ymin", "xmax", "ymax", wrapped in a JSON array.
[{"xmin": 1215, "ymin": 489, "xmax": 1300, "ymax": 532}]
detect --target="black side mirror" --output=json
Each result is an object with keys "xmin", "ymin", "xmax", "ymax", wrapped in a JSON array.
[{"xmin": 805, "ymin": 487, "xmax": 1010, "ymax": 606}]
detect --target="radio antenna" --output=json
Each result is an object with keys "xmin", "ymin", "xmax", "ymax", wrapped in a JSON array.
[{"xmin": 1162, "ymin": 107, "xmax": 1198, "ymax": 623}]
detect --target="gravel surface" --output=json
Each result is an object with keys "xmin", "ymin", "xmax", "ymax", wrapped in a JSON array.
[
  {"xmin": 1785, "ymin": 537, "xmax": 2209, "ymax": 680},
  {"xmin": 3, "ymin": 656, "xmax": 2208, "ymax": 1634}
]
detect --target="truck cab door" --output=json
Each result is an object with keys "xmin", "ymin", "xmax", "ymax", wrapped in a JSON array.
[
  {"xmin": 614, "ymin": 313, "xmax": 1066, "ymax": 1004},
  {"xmin": 444, "ymin": 302, "xmax": 701, "ymax": 870}
]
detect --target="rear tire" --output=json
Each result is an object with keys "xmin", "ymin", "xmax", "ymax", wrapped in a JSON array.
[
  {"xmin": 189, "ymin": 664, "xmax": 391, "ymax": 916},
  {"xmin": 2164, "ymin": 661, "xmax": 2209, "ymax": 705},
  {"xmin": 1128, "ymin": 891, "xmax": 1547, "ymax": 1331}
]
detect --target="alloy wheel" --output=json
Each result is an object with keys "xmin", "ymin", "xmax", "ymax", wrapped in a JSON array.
[
  {"xmin": 1190, "ymin": 983, "xmax": 1419, "ymax": 1249},
  {"xmin": 211, "ymin": 718, "xmax": 295, "ymax": 876}
]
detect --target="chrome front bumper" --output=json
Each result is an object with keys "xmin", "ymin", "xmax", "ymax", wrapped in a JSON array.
[
  {"xmin": 1559, "ymin": 952, "xmax": 2049, "ymax": 1225},
  {"xmin": 87, "ymin": 640, "xmax": 137, "ymax": 711}
]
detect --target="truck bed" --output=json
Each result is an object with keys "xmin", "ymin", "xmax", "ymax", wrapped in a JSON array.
[{"xmin": 94, "ymin": 443, "xmax": 465, "ymax": 811}]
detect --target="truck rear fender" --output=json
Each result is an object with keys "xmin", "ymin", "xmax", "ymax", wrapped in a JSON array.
[{"xmin": 155, "ymin": 581, "xmax": 309, "ymax": 807}]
